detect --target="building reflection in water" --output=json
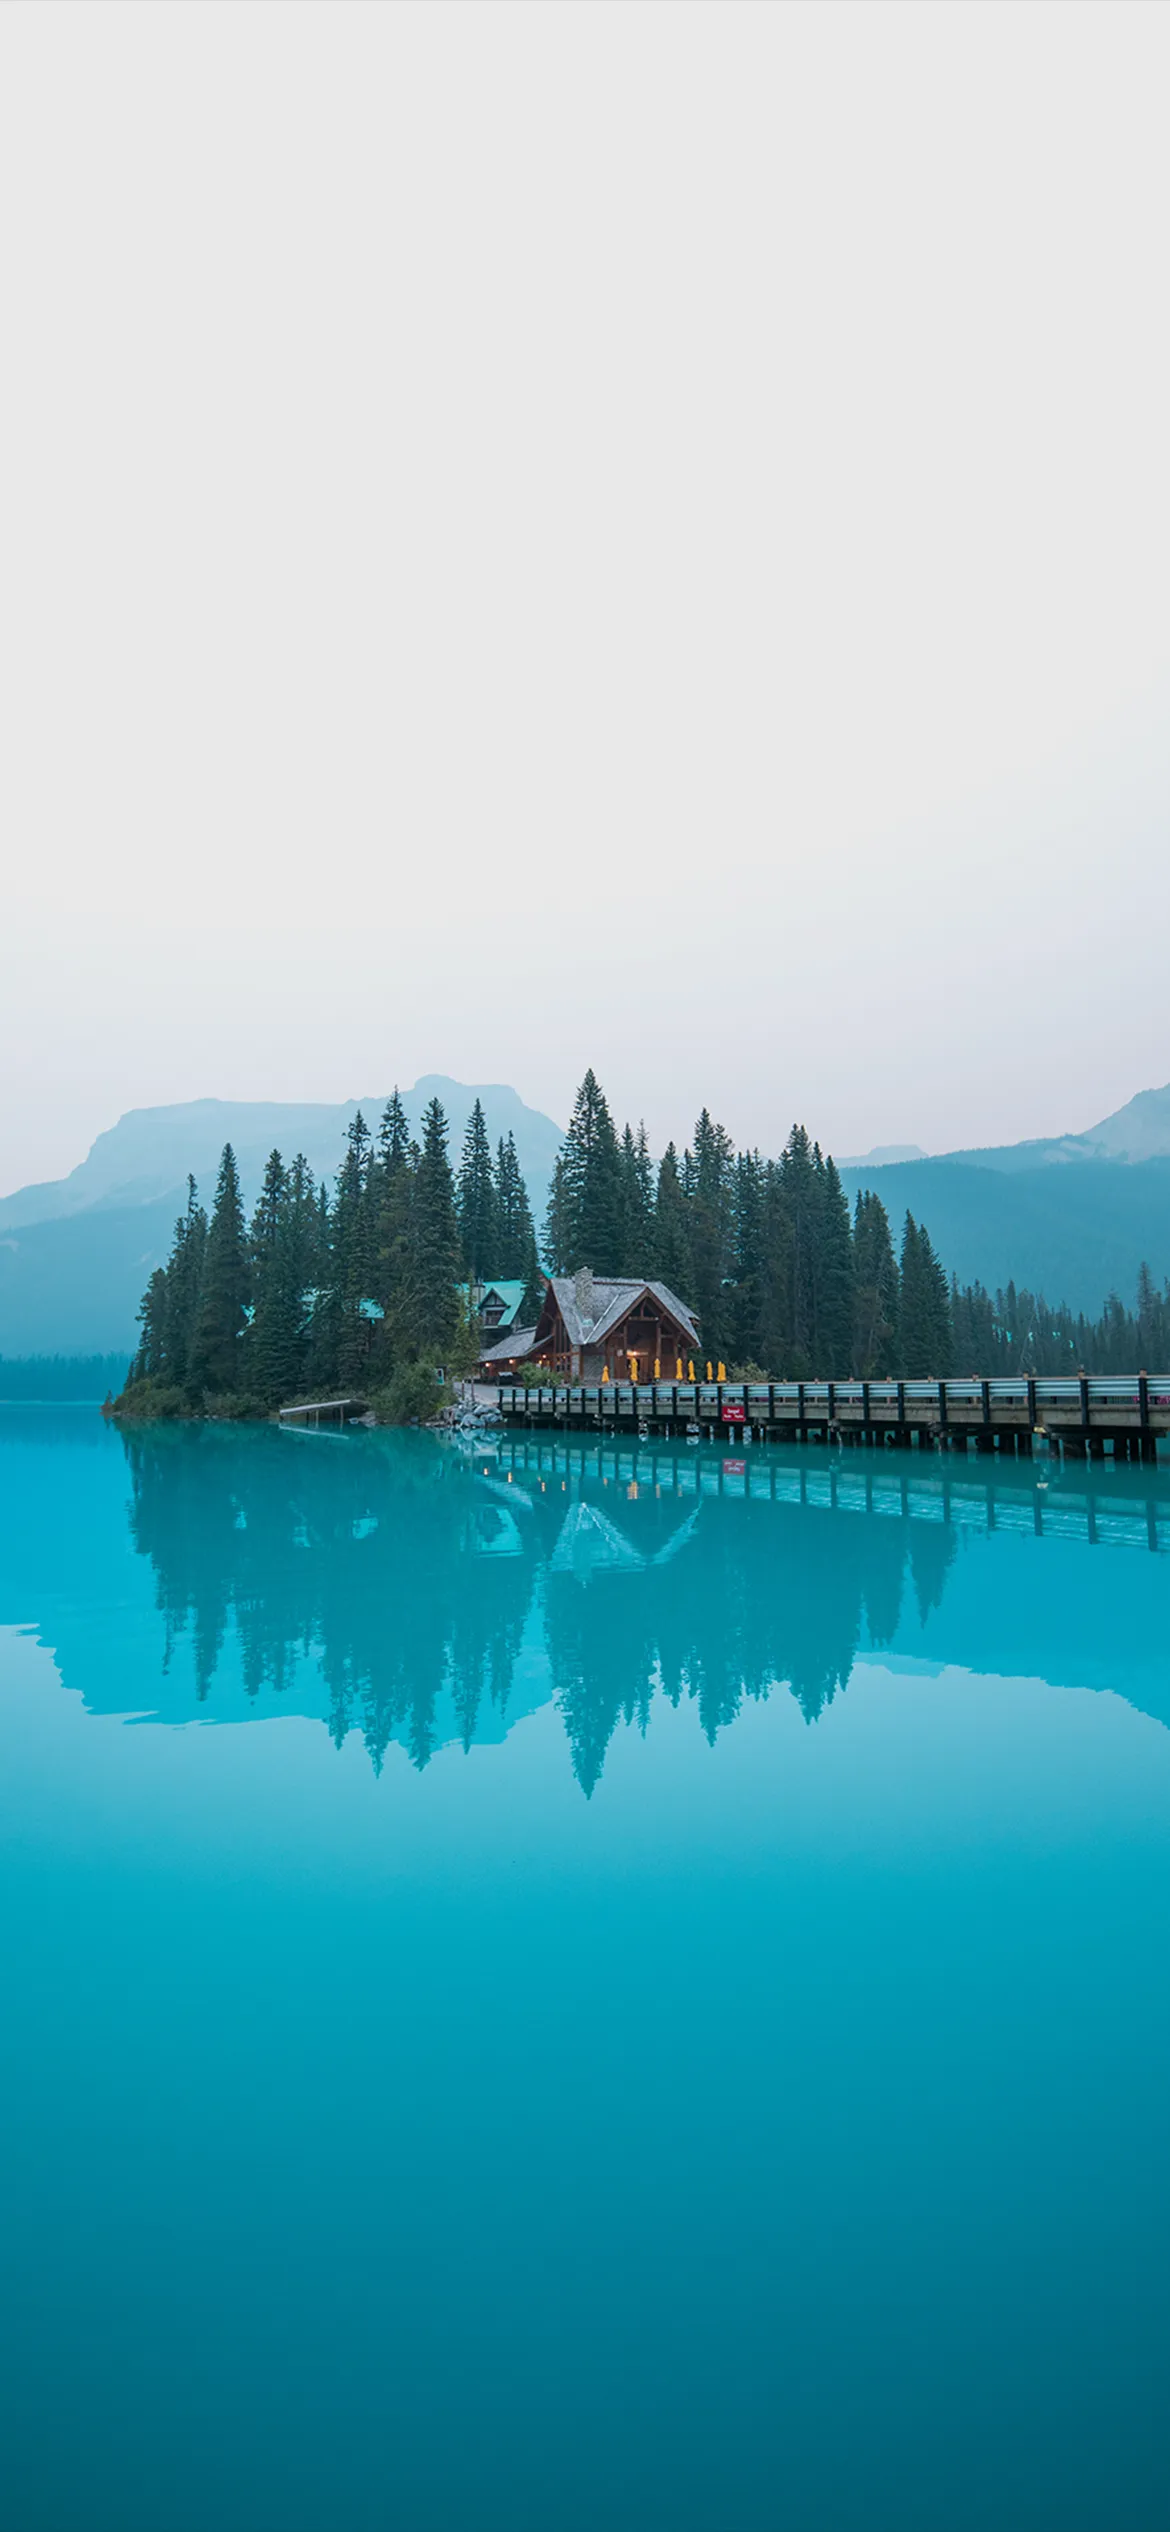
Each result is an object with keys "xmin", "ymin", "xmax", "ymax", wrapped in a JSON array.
[{"xmin": 100, "ymin": 1424, "xmax": 1170, "ymax": 1792}]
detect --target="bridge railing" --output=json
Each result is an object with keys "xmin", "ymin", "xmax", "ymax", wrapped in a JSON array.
[{"xmin": 498, "ymin": 1375, "xmax": 1170, "ymax": 1417}]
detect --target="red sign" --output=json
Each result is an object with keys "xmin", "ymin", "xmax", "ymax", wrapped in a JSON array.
[
  {"xmin": 722, "ymin": 1401, "xmax": 745, "ymax": 1424},
  {"xmin": 722, "ymin": 1458, "xmax": 746, "ymax": 1476}
]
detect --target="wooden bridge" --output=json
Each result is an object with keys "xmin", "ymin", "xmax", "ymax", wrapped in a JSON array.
[{"xmin": 497, "ymin": 1374, "xmax": 1170, "ymax": 1461}]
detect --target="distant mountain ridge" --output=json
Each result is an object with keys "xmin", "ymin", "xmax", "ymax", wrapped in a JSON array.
[
  {"xmin": 0, "ymin": 1078, "xmax": 563, "ymax": 1232},
  {"xmin": 934, "ymin": 1081, "xmax": 1170, "ymax": 1173},
  {"xmin": 833, "ymin": 1080, "xmax": 1170, "ymax": 1313},
  {"xmin": 0, "ymin": 1079, "xmax": 563, "ymax": 1357}
]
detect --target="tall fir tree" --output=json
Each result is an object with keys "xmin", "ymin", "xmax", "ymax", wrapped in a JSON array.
[
  {"xmin": 458, "ymin": 1098, "xmax": 498, "ymax": 1282},
  {"xmin": 187, "ymin": 1145, "xmax": 250, "ymax": 1397},
  {"xmin": 542, "ymin": 1150, "xmax": 572, "ymax": 1275},
  {"xmin": 331, "ymin": 1112, "xmax": 376, "ymax": 1388},
  {"xmin": 852, "ymin": 1191, "xmax": 900, "ymax": 1374},
  {"xmin": 131, "ymin": 1269, "xmax": 169, "ymax": 1383},
  {"xmin": 164, "ymin": 1176, "xmax": 208, "ymax": 1387},
  {"xmin": 554, "ymin": 1070, "xmax": 625, "ymax": 1274},
  {"xmin": 618, "ymin": 1121, "xmax": 655, "ymax": 1273},
  {"xmin": 245, "ymin": 1149, "xmax": 310, "ymax": 1405},
  {"xmin": 494, "ymin": 1133, "xmax": 540, "ymax": 1303},
  {"xmin": 651, "ymin": 1143, "xmax": 693, "ymax": 1306},
  {"xmin": 408, "ymin": 1098, "xmax": 463, "ymax": 1356},
  {"xmin": 899, "ymin": 1213, "xmax": 952, "ymax": 1373},
  {"xmin": 730, "ymin": 1150, "xmax": 767, "ymax": 1366},
  {"xmin": 817, "ymin": 1155, "xmax": 856, "ymax": 1375},
  {"xmin": 370, "ymin": 1094, "xmax": 413, "ymax": 1349},
  {"xmin": 689, "ymin": 1109, "xmax": 735, "ymax": 1364},
  {"xmin": 778, "ymin": 1125, "xmax": 820, "ymax": 1374}
]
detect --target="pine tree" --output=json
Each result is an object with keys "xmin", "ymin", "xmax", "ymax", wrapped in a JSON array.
[
  {"xmin": 618, "ymin": 1121, "xmax": 655, "ymax": 1273},
  {"xmin": 817, "ymin": 1154, "xmax": 856, "ymax": 1375},
  {"xmin": 555, "ymin": 1070, "xmax": 625, "ymax": 1273},
  {"xmin": 1135, "ymin": 1260, "xmax": 1165, "ymax": 1366},
  {"xmin": 408, "ymin": 1097, "xmax": 463, "ymax": 1357},
  {"xmin": 494, "ymin": 1133, "xmax": 540, "ymax": 1304},
  {"xmin": 852, "ymin": 1191, "xmax": 899, "ymax": 1375},
  {"xmin": 330, "ymin": 1113, "xmax": 376, "ymax": 1388},
  {"xmin": 542, "ymin": 1151, "xmax": 572, "ymax": 1275},
  {"xmin": 458, "ymin": 1098, "xmax": 498, "ymax": 1282},
  {"xmin": 689, "ymin": 1109, "xmax": 735, "ymax": 1363},
  {"xmin": 730, "ymin": 1150, "xmax": 766, "ymax": 1366},
  {"xmin": 778, "ymin": 1125, "xmax": 820, "ymax": 1374},
  {"xmin": 376, "ymin": 1090, "xmax": 410, "ymax": 1175},
  {"xmin": 652, "ymin": 1143, "xmax": 693, "ymax": 1304},
  {"xmin": 758, "ymin": 1157, "xmax": 795, "ymax": 1373},
  {"xmin": 369, "ymin": 1096, "xmax": 413, "ymax": 1349},
  {"xmin": 952, "ymin": 1276, "xmax": 998, "ymax": 1374},
  {"xmin": 131, "ymin": 1269, "xmax": 169, "ymax": 1383},
  {"xmin": 899, "ymin": 1213, "xmax": 952, "ymax": 1374},
  {"xmin": 245, "ymin": 1150, "xmax": 308, "ymax": 1405},
  {"xmin": 187, "ymin": 1145, "xmax": 250, "ymax": 1397},
  {"xmin": 163, "ymin": 1176, "xmax": 208, "ymax": 1387}
]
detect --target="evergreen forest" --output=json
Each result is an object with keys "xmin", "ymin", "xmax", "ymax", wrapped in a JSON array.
[{"xmin": 117, "ymin": 1071, "xmax": 1170, "ymax": 1420}]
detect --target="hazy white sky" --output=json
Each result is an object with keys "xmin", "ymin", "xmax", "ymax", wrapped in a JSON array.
[{"xmin": 2, "ymin": 0, "xmax": 1168, "ymax": 1195}]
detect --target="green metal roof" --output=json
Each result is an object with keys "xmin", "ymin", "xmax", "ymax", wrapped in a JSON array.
[{"xmin": 477, "ymin": 1279, "xmax": 528, "ymax": 1324}]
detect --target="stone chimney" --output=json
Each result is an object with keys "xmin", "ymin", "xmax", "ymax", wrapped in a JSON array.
[{"xmin": 574, "ymin": 1265, "xmax": 595, "ymax": 1328}]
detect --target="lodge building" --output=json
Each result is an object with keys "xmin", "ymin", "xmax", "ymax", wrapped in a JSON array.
[{"xmin": 480, "ymin": 1268, "xmax": 699, "ymax": 1385}]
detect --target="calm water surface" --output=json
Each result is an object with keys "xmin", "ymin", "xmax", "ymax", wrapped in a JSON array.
[{"xmin": 2, "ymin": 1408, "xmax": 1169, "ymax": 2532}]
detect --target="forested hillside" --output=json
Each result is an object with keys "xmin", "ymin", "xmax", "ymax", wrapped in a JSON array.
[{"xmin": 115, "ymin": 1072, "xmax": 1170, "ymax": 1422}]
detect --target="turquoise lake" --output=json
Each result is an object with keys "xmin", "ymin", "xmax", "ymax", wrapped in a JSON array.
[{"xmin": 2, "ymin": 1408, "xmax": 1169, "ymax": 2532}]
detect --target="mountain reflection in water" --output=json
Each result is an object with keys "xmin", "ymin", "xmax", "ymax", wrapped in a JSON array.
[{"xmin": 2, "ymin": 1418, "xmax": 1152, "ymax": 1790}]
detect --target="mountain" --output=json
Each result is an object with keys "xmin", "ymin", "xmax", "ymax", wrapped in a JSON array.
[
  {"xmin": 936, "ymin": 1081, "xmax": 1170, "ymax": 1174},
  {"xmin": 0, "ymin": 1079, "xmax": 563, "ymax": 1356},
  {"xmin": 0, "ymin": 1078, "xmax": 562, "ymax": 1230},
  {"xmin": 838, "ymin": 1143, "xmax": 927, "ymax": 1168},
  {"xmin": 836, "ymin": 1082, "xmax": 1170, "ymax": 1313},
  {"xmin": 838, "ymin": 1155, "xmax": 1170, "ymax": 1318}
]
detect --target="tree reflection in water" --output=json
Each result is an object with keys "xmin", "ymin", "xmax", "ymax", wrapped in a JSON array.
[{"xmin": 117, "ymin": 1424, "xmax": 1170, "ymax": 1790}]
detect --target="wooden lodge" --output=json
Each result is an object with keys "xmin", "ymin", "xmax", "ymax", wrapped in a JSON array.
[{"xmin": 480, "ymin": 1268, "xmax": 699, "ymax": 1385}]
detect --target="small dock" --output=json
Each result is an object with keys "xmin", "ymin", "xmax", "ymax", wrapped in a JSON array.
[
  {"xmin": 497, "ymin": 1374, "xmax": 1170, "ymax": 1461},
  {"xmin": 278, "ymin": 1397, "xmax": 369, "ymax": 1428}
]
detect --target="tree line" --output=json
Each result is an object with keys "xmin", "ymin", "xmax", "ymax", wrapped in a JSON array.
[
  {"xmin": 116, "ymin": 1416, "xmax": 962, "ymax": 1784},
  {"xmin": 0, "ymin": 1353, "xmax": 131, "ymax": 1402},
  {"xmin": 542, "ymin": 1067, "xmax": 1170, "ymax": 1377},
  {"xmin": 124, "ymin": 1093, "xmax": 539, "ymax": 1418},
  {"xmin": 120, "ymin": 1067, "xmax": 1170, "ymax": 1416}
]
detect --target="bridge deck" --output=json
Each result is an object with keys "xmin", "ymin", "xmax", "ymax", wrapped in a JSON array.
[{"xmin": 497, "ymin": 1375, "xmax": 1170, "ymax": 1458}]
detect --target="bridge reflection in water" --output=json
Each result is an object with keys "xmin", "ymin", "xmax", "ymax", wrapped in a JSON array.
[{"xmin": 15, "ymin": 1419, "xmax": 1139, "ymax": 1790}]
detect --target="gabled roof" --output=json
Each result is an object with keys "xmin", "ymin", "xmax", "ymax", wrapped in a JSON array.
[
  {"xmin": 542, "ymin": 1276, "xmax": 699, "ymax": 1350},
  {"xmin": 481, "ymin": 1323, "xmax": 538, "ymax": 1363},
  {"xmin": 476, "ymin": 1279, "xmax": 528, "ymax": 1324}
]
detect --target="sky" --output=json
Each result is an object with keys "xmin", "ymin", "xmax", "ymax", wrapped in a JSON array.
[{"xmin": 2, "ymin": 0, "xmax": 1168, "ymax": 1197}]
